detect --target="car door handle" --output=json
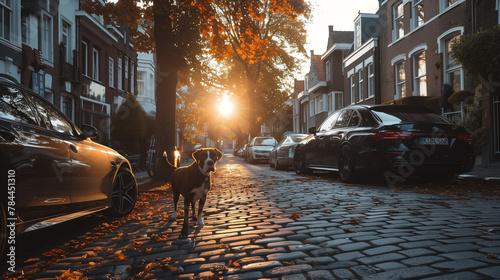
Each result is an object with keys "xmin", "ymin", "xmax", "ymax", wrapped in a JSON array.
[{"xmin": 69, "ymin": 144, "xmax": 78, "ymax": 154}]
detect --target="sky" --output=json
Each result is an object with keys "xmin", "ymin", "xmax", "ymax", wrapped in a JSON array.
[{"xmin": 300, "ymin": 0, "xmax": 380, "ymax": 76}]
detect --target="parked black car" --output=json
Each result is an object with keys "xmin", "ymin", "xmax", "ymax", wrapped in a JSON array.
[
  {"xmin": 269, "ymin": 133, "xmax": 308, "ymax": 170},
  {"xmin": 293, "ymin": 105, "xmax": 476, "ymax": 182},
  {"xmin": 0, "ymin": 75, "xmax": 137, "ymax": 258}
]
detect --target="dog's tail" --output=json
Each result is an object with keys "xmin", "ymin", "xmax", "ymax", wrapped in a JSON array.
[{"xmin": 162, "ymin": 151, "xmax": 177, "ymax": 172}]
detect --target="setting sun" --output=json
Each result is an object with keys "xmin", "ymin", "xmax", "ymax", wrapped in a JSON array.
[{"xmin": 218, "ymin": 95, "xmax": 234, "ymax": 117}]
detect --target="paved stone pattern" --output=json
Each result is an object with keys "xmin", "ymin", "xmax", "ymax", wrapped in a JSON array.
[{"xmin": 22, "ymin": 155, "xmax": 500, "ymax": 279}]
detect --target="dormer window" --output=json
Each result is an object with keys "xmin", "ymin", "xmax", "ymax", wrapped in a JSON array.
[{"xmin": 355, "ymin": 20, "xmax": 362, "ymax": 49}]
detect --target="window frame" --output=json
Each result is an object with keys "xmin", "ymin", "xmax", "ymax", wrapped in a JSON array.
[
  {"xmin": 357, "ymin": 69, "xmax": 363, "ymax": 102},
  {"xmin": 325, "ymin": 61, "xmax": 331, "ymax": 81},
  {"xmin": 137, "ymin": 71, "xmax": 145, "ymax": 96},
  {"xmin": 92, "ymin": 48, "xmax": 99, "ymax": 81},
  {"xmin": 350, "ymin": 75, "xmax": 355, "ymax": 105},
  {"xmin": 367, "ymin": 64, "xmax": 374, "ymax": 98},
  {"xmin": 109, "ymin": 57, "xmax": 114, "ymax": 88},
  {"xmin": 60, "ymin": 92, "xmax": 75, "ymax": 122},
  {"xmin": 0, "ymin": 0, "xmax": 12, "ymax": 41},
  {"xmin": 130, "ymin": 61, "xmax": 135, "ymax": 94},
  {"xmin": 444, "ymin": 35, "xmax": 463, "ymax": 92},
  {"xmin": 393, "ymin": 1, "xmax": 405, "ymax": 41},
  {"xmin": 60, "ymin": 18, "xmax": 72, "ymax": 64},
  {"xmin": 82, "ymin": 41, "xmax": 89, "ymax": 77},
  {"xmin": 394, "ymin": 60, "xmax": 406, "ymax": 99},
  {"xmin": 412, "ymin": 0, "xmax": 424, "ymax": 30},
  {"xmin": 117, "ymin": 56, "xmax": 123, "ymax": 91},
  {"xmin": 413, "ymin": 50, "xmax": 427, "ymax": 96},
  {"xmin": 41, "ymin": 11, "xmax": 54, "ymax": 63}
]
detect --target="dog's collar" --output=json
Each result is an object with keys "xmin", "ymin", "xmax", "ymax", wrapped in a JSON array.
[{"xmin": 196, "ymin": 164, "xmax": 211, "ymax": 181}]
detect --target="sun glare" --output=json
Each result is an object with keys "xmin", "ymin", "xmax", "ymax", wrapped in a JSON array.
[{"xmin": 218, "ymin": 95, "xmax": 234, "ymax": 117}]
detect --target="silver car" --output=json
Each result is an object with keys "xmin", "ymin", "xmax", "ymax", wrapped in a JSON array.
[{"xmin": 246, "ymin": 137, "xmax": 277, "ymax": 164}]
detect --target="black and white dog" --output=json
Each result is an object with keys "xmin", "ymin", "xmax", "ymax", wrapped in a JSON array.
[{"xmin": 163, "ymin": 148, "xmax": 223, "ymax": 238}]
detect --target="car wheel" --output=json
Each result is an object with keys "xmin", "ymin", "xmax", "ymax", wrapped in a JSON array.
[
  {"xmin": 275, "ymin": 159, "xmax": 284, "ymax": 170},
  {"xmin": 339, "ymin": 145, "xmax": 356, "ymax": 182},
  {"xmin": 0, "ymin": 200, "xmax": 6, "ymax": 262},
  {"xmin": 293, "ymin": 149, "xmax": 309, "ymax": 175},
  {"xmin": 247, "ymin": 153, "xmax": 254, "ymax": 164},
  {"xmin": 106, "ymin": 167, "xmax": 137, "ymax": 217},
  {"xmin": 269, "ymin": 159, "xmax": 275, "ymax": 169}
]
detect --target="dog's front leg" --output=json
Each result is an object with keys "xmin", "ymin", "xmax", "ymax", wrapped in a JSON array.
[
  {"xmin": 180, "ymin": 200, "xmax": 190, "ymax": 238},
  {"xmin": 197, "ymin": 194, "xmax": 207, "ymax": 227}
]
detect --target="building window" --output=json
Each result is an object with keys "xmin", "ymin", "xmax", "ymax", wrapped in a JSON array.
[
  {"xmin": 358, "ymin": 70, "xmax": 363, "ymax": 102},
  {"xmin": 350, "ymin": 75, "xmax": 355, "ymax": 104},
  {"xmin": 124, "ymin": 56, "xmax": 129, "ymax": 78},
  {"xmin": 302, "ymin": 103, "xmax": 307, "ymax": 123},
  {"xmin": 440, "ymin": 0, "xmax": 460, "ymax": 12},
  {"xmin": 118, "ymin": 57, "xmax": 123, "ymax": 90},
  {"xmin": 92, "ymin": 48, "xmax": 99, "ymax": 81},
  {"xmin": 309, "ymin": 99, "xmax": 315, "ymax": 117},
  {"xmin": 413, "ymin": 51, "xmax": 427, "ymax": 96},
  {"xmin": 41, "ymin": 12, "xmax": 54, "ymax": 62},
  {"xmin": 0, "ymin": 0, "xmax": 12, "ymax": 41},
  {"xmin": 82, "ymin": 41, "xmax": 88, "ymax": 76},
  {"xmin": 367, "ymin": 64, "xmax": 374, "ymax": 98},
  {"xmin": 395, "ymin": 61, "xmax": 406, "ymax": 98},
  {"xmin": 61, "ymin": 94, "xmax": 75, "ymax": 122},
  {"xmin": 445, "ymin": 35, "xmax": 462, "ymax": 92},
  {"xmin": 316, "ymin": 95, "xmax": 324, "ymax": 113},
  {"xmin": 130, "ymin": 61, "xmax": 135, "ymax": 94},
  {"xmin": 61, "ymin": 20, "xmax": 71, "ymax": 63},
  {"xmin": 412, "ymin": 0, "xmax": 424, "ymax": 29},
  {"xmin": 325, "ymin": 61, "xmax": 331, "ymax": 81},
  {"xmin": 137, "ymin": 71, "xmax": 145, "ymax": 95},
  {"xmin": 335, "ymin": 92, "xmax": 343, "ymax": 110},
  {"xmin": 109, "ymin": 57, "xmax": 114, "ymax": 87},
  {"xmin": 355, "ymin": 19, "xmax": 362, "ymax": 49},
  {"xmin": 21, "ymin": 13, "xmax": 29, "ymax": 44},
  {"xmin": 327, "ymin": 93, "xmax": 333, "ymax": 113},
  {"xmin": 393, "ymin": 2, "xmax": 404, "ymax": 41}
]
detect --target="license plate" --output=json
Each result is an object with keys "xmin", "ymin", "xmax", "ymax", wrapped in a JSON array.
[{"xmin": 419, "ymin": 138, "xmax": 449, "ymax": 145}]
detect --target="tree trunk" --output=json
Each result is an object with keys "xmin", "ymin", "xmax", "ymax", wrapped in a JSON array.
[{"xmin": 152, "ymin": 1, "xmax": 178, "ymax": 181}]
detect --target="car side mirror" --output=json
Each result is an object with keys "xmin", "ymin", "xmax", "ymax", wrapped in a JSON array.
[
  {"xmin": 82, "ymin": 124, "xmax": 98, "ymax": 139},
  {"xmin": 308, "ymin": 127, "xmax": 317, "ymax": 135}
]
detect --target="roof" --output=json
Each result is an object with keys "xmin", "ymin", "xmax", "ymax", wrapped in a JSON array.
[{"xmin": 327, "ymin": 30, "xmax": 354, "ymax": 50}]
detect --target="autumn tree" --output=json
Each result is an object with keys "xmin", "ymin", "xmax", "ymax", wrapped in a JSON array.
[
  {"xmin": 111, "ymin": 94, "xmax": 153, "ymax": 164},
  {"xmin": 84, "ymin": 0, "xmax": 307, "ymax": 180}
]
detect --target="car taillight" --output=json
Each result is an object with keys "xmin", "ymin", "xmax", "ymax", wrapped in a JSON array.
[
  {"xmin": 456, "ymin": 133, "xmax": 473, "ymax": 142},
  {"xmin": 371, "ymin": 131, "xmax": 415, "ymax": 142}
]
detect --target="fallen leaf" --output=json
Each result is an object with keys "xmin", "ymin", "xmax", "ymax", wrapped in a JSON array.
[
  {"xmin": 114, "ymin": 253, "xmax": 128, "ymax": 262},
  {"xmin": 487, "ymin": 253, "xmax": 498, "ymax": 259},
  {"xmin": 290, "ymin": 213, "xmax": 302, "ymax": 221}
]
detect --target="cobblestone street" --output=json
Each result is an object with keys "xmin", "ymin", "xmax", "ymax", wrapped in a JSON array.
[{"xmin": 10, "ymin": 153, "xmax": 500, "ymax": 279}]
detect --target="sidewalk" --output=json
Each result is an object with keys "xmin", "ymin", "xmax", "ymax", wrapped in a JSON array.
[{"xmin": 457, "ymin": 161, "xmax": 500, "ymax": 181}]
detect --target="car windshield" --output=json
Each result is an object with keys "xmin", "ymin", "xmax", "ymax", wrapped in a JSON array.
[
  {"xmin": 255, "ymin": 138, "xmax": 275, "ymax": 146},
  {"xmin": 371, "ymin": 108, "xmax": 449, "ymax": 125}
]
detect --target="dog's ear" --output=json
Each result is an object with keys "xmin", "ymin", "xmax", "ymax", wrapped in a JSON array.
[
  {"xmin": 213, "ymin": 148, "xmax": 223, "ymax": 162},
  {"xmin": 192, "ymin": 149, "xmax": 203, "ymax": 164}
]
